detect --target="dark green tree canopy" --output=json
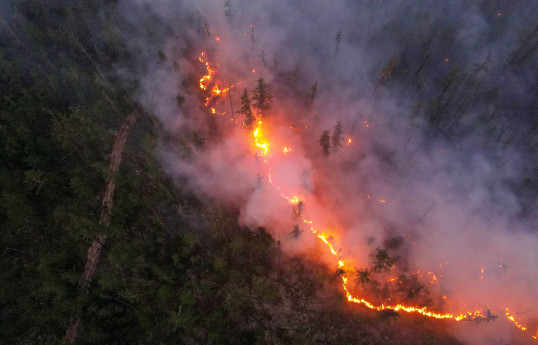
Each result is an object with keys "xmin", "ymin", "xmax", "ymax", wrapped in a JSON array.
[
  {"xmin": 238, "ymin": 88, "xmax": 254, "ymax": 128},
  {"xmin": 252, "ymin": 77, "xmax": 273, "ymax": 116}
]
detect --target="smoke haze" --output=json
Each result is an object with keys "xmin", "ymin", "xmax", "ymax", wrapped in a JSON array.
[{"xmin": 115, "ymin": 1, "xmax": 538, "ymax": 343}]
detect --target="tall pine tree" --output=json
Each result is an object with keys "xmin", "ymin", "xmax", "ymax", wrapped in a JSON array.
[
  {"xmin": 238, "ymin": 88, "xmax": 254, "ymax": 128},
  {"xmin": 332, "ymin": 120, "xmax": 343, "ymax": 150},
  {"xmin": 252, "ymin": 77, "xmax": 273, "ymax": 117}
]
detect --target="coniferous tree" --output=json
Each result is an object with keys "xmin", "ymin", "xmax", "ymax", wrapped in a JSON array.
[
  {"xmin": 252, "ymin": 77, "xmax": 272, "ymax": 117},
  {"xmin": 332, "ymin": 120, "xmax": 343, "ymax": 150},
  {"xmin": 238, "ymin": 88, "xmax": 254, "ymax": 128},
  {"xmin": 319, "ymin": 130, "xmax": 331, "ymax": 156}
]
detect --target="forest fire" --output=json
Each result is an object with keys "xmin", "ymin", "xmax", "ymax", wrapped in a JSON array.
[
  {"xmin": 197, "ymin": 51, "xmax": 537, "ymax": 342},
  {"xmin": 198, "ymin": 52, "xmax": 214, "ymax": 91},
  {"xmin": 5, "ymin": 1, "xmax": 538, "ymax": 344},
  {"xmin": 253, "ymin": 120, "xmax": 270, "ymax": 156},
  {"xmin": 505, "ymin": 308, "xmax": 528, "ymax": 331}
]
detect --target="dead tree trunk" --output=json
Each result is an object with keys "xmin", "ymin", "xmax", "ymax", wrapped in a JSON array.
[{"xmin": 64, "ymin": 110, "xmax": 138, "ymax": 344}]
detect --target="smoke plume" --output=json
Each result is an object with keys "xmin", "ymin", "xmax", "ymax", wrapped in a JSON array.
[{"xmin": 115, "ymin": 1, "xmax": 538, "ymax": 343}]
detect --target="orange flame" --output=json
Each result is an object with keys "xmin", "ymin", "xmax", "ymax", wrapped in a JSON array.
[
  {"xmin": 505, "ymin": 308, "xmax": 528, "ymax": 331},
  {"xmin": 283, "ymin": 146, "xmax": 293, "ymax": 155},
  {"xmin": 198, "ymin": 52, "xmax": 215, "ymax": 91},
  {"xmin": 253, "ymin": 120, "xmax": 270, "ymax": 156},
  {"xmin": 196, "ymin": 53, "xmax": 537, "ymax": 342}
]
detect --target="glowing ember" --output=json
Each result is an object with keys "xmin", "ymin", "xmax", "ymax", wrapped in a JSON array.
[
  {"xmin": 505, "ymin": 308, "xmax": 527, "ymax": 331},
  {"xmin": 347, "ymin": 138, "xmax": 352, "ymax": 145}
]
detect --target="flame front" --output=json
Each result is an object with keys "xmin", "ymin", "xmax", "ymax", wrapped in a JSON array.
[
  {"xmin": 505, "ymin": 308, "xmax": 528, "ymax": 331},
  {"xmin": 197, "ymin": 51, "xmax": 537, "ymax": 342}
]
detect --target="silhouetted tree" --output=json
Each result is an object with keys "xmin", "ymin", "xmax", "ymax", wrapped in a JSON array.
[
  {"xmin": 372, "ymin": 248, "xmax": 396, "ymax": 273},
  {"xmin": 356, "ymin": 268, "xmax": 371, "ymax": 286},
  {"xmin": 319, "ymin": 130, "xmax": 331, "ymax": 156},
  {"xmin": 289, "ymin": 225, "xmax": 303, "ymax": 239},
  {"xmin": 332, "ymin": 120, "xmax": 343, "ymax": 150},
  {"xmin": 238, "ymin": 88, "xmax": 254, "ymax": 128},
  {"xmin": 294, "ymin": 201, "xmax": 304, "ymax": 217},
  {"xmin": 252, "ymin": 77, "xmax": 273, "ymax": 117}
]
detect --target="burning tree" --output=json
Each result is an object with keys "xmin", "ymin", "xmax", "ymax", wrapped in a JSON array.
[{"xmin": 252, "ymin": 77, "xmax": 273, "ymax": 117}]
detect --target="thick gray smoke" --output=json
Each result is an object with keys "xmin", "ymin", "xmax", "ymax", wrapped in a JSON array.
[{"xmin": 115, "ymin": 0, "xmax": 538, "ymax": 343}]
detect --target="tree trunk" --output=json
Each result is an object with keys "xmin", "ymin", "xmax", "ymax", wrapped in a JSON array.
[{"xmin": 64, "ymin": 110, "xmax": 138, "ymax": 344}]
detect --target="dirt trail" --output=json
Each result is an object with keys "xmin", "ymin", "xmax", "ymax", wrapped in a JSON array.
[{"xmin": 65, "ymin": 110, "xmax": 138, "ymax": 343}]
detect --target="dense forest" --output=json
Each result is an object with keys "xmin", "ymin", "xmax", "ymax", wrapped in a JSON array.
[{"xmin": 1, "ymin": 0, "xmax": 536, "ymax": 344}]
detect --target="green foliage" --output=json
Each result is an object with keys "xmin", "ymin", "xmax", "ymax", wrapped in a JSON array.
[
  {"xmin": 252, "ymin": 77, "xmax": 273, "ymax": 116},
  {"xmin": 238, "ymin": 88, "xmax": 254, "ymax": 128}
]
